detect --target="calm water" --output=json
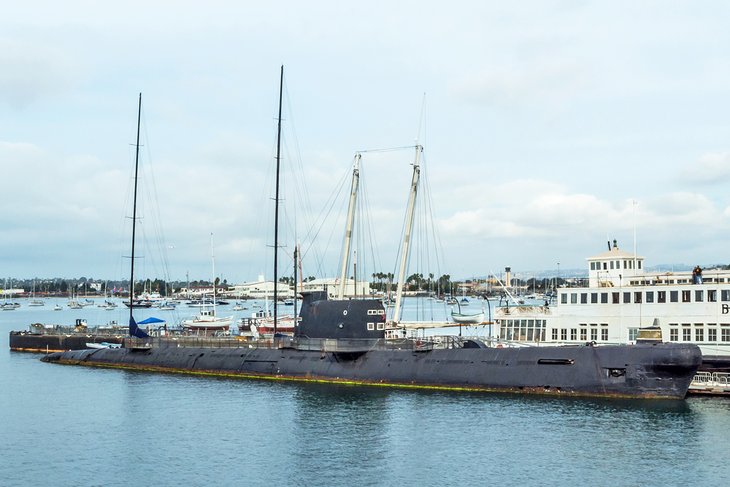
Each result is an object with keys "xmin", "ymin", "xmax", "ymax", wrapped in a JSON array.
[{"xmin": 2, "ymin": 301, "xmax": 730, "ymax": 486}]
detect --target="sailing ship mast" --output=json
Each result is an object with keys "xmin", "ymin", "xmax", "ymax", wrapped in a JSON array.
[
  {"xmin": 391, "ymin": 145, "xmax": 422, "ymax": 325},
  {"xmin": 211, "ymin": 232, "xmax": 217, "ymax": 316},
  {"xmin": 129, "ymin": 93, "xmax": 148, "ymax": 338},
  {"xmin": 337, "ymin": 154, "xmax": 361, "ymax": 299},
  {"xmin": 273, "ymin": 65, "xmax": 284, "ymax": 335}
]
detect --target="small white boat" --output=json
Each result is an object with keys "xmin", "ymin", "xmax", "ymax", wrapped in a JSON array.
[
  {"xmin": 86, "ymin": 342, "xmax": 122, "ymax": 349},
  {"xmin": 451, "ymin": 310, "xmax": 485, "ymax": 324},
  {"xmin": 54, "ymin": 304, "xmax": 63, "ymax": 311}
]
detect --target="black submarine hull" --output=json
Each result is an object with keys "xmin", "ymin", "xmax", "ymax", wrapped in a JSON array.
[{"xmin": 41, "ymin": 341, "xmax": 701, "ymax": 399}]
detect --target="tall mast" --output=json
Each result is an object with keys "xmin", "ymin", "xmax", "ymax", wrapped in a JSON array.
[
  {"xmin": 129, "ymin": 93, "xmax": 148, "ymax": 338},
  {"xmin": 338, "ymin": 153, "xmax": 361, "ymax": 299},
  {"xmin": 211, "ymin": 232, "xmax": 216, "ymax": 315},
  {"xmin": 392, "ymin": 145, "xmax": 422, "ymax": 324},
  {"xmin": 273, "ymin": 65, "xmax": 284, "ymax": 334},
  {"xmin": 293, "ymin": 245, "xmax": 298, "ymax": 326}
]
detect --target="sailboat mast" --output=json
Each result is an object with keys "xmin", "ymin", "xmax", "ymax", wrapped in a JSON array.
[
  {"xmin": 392, "ymin": 145, "xmax": 422, "ymax": 324},
  {"xmin": 293, "ymin": 245, "xmax": 298, "ymax": 324},
  {"xmin": 129, "ymin": 93, "xmax": 142, "ymax": 327},
  {"xmin": 273, "ymin": 65, "xmax": 284, "ymax": 335},
  {"xmin": 338, "ymin": 154, "xmax": 361, "ymax": 299},
  {"xmin": 211, "ymin": 233, "xmax": 216, "ymax": 315}
]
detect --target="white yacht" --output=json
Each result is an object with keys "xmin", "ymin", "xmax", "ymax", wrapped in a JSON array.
[
  {"xmin": 181, "ymin": 308, "xmax": 233, "ymax": 334},
  {"xmin": 495, "ymin": 240, "xmax": 730, "ymax": 366}
]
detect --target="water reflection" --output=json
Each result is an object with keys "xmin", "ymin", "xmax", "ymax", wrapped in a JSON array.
[{"xmin": 286, "ymin": 383, "xmax": 391, "ymax": 485}]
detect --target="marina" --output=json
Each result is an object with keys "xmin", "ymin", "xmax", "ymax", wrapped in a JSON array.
[
  {"xmin": 36, "ymin": 88, "xmax": 703, "ymax": 400},
  {"xmin": 4, "ymin": 2, "xmax": 730, "ymax": 486}
]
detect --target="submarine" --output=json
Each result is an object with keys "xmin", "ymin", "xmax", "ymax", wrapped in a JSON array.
[{"xmin": 42, "ymin": 291, "xmax": 702, "ymax": 399}]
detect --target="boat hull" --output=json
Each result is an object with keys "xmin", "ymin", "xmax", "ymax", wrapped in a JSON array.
[
  {"xmin": 10, "ymin": 331, "xmax": 124, "ymax": 353},
  {"xmin": 41, "ymin": 342, "xmax": 701, "ymax": 399}
]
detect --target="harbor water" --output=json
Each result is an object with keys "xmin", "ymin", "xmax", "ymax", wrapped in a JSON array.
[{"xmin": 2, "ymin": 300, "xmax": 730, "ymax": 486}]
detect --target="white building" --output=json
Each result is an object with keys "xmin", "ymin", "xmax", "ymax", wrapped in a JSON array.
[
  {"xmin": 300, "ymin": 278, "xmax": 372, "ymax": 298},
  {"xmin": 228, "ymin": 276, "xmax": 294, "ymax": 299}
]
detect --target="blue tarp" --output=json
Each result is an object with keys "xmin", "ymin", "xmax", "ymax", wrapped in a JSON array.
[{"xmin": 138, "ymin": 317, "xmax": 166, "ymax": 325}]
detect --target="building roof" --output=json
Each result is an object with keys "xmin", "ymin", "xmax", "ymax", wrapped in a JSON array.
[{"xmin": 587, "ymin": 247, "xmax": 640, "ymax": 261}]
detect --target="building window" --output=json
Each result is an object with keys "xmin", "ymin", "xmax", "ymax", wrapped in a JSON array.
[
  {"xmin": 722, "ymin": 290, "xmax": 730, "ymax": 302},
  {"xmin": 695, "ymin": 290, "xmax": 704, "ymax": 302},
  {"xmin": 367, "ymin": 322, "xmax": 375, "ymax": 331},
  {"xmin": 683, "ymin": 327, "xmax": 692, "ymax": 341},
  {"xmin": 591, "ymin": 329, "xmax": 598, "ymax": 341},
  {"xmin": 552, "ymin": 329, "xmax": 558, "ymax": 340},
  {"xmin": 601, "ymin": 328, "xmax": 608, "ymax": 341},
  {"xmin": 670, "ymin": 328, "xmax": 678, "ymax": 341},
  {"xmin": 570, "ymin": 329, "xmax": 577, "ymax": 340},
  {"xmin": 610, "ymin": 261, "xmax": 614, "ymax": 270},
  {"xmin": 670, "ymin": 291, "xmax": 679, "ymax": 303},
  {"xmin": 580, "ymin": 329, "xmax": 587, "ymax": 341},
  {"xmin": 722, "ymin": 326, "xmax": 730, "ymax": 342},
  {"xmin": 646, "ymin": 291, "xmax": 654, "ymax": 303},
  {"xmin": 571, "ymin": 293, "xmax": 578, "ymax": 304},
  {"xmin": 581, "ymin": 293, "xmax": 588, "ymax": 304},
  {"xmin": 709, "ymin": 290, "xmax": 717, "ymax": 302},
  {"xmin": 634, "ymin": 292, "xmax": 642, "ymax": 304},
  {"xmin": 682, "ymin": 290, "xmax": 691, "ymax": 303},
  {"xmin": 707, "ymin": 323, "xmax": 717, "ymax": 342},
  {"xmin": 377, "ymin": 322, "xmax": 385, "ymax": 330},
  {"xmin": 628, "ymin": 328, "xmax": 639, "ymax": 341},
  {"xmin": 638, "ymin": 261, "xmax": 642, "ymax": 269},
  {"xmin": 591, "ymin": 293, "xmax": 598, "ymax": 304},
  {"xmin": 561, "ymin": 294, "xmax": 568, "ymax": 304},
  {"xmin": 612, "ymin": 292, "xmax": 620, "ymax": 304},
  {"xmin": 623, "ymin": 292, "xmax": 631, "ymax": 303},
  {"xmin": 601, "ymin": 293, "xmax": 608, "ymax": 304},
  {"xmin": 561, "ymin": 329, "xmax": 567, "ymax": 340},
  {"xmin": 695, "ymin": 327, "xmax": 704, "ymax": 342},
  {"xmin": 708, "ymin": 327, "xmax": 717, "ymax": 342}
]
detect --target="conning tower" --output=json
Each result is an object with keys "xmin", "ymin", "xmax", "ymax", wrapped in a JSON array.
[{"xmin": 295, "ymin": 292, "xmax": 386, "ymax": 340}]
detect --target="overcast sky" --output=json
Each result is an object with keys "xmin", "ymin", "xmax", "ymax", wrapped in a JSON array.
[{"xmin": 2, "ymin": 1, "xmax": 730, "ymax": 284}]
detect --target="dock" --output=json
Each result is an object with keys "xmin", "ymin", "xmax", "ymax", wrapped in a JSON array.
[{"xmin": 688, "ymin": 372, "xmax": 730, "ymax": 396}]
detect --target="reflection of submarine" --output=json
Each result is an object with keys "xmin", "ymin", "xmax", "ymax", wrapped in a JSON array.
[{"xmin": 42, "ymin": 291, "xmax": 702, "ymax": 400}]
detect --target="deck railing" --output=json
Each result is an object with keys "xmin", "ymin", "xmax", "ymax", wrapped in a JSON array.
[
  {"xmin": 123, "ymin": 335, "xmax": 474, "ymax": 352},
  {"xmin": 692, "ymin": 371, "xmax": 730, "ymax": 386}
]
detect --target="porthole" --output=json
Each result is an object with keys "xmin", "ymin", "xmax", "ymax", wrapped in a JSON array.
[{"xmin": 343, "ymin": 310, "xmax": 348, "ymax": 316}]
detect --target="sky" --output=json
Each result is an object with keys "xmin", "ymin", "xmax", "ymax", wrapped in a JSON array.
[{"xmin": 2, "ymin": 1, "xmax": 730, "ymax": 285}]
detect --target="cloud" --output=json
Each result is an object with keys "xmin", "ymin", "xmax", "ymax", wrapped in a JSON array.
[
  {"xmin": 434, "ymin": 179, "xmax": 730, "ymax": 271},
  {"xmin": 679, "ymin": 152, "xmax": 730, "ymax": 185},
  {"xmin": 0, "ymin": 39, "xmax": 77, "ymax": 109},
  {"xmin": 449, "ymin": 60, "xmax": 590, "ymax": 107}
]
